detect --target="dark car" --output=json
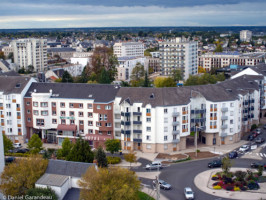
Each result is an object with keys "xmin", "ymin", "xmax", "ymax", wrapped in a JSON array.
[
  {"xmin": 263, "ymin": 124, "xmax": 266, "ymax": 129},
  {"xmin": 255, "ymin": 137, "xmax": 265, "ymax": 144},
  {"xmin": 250, "ymin": 162, "xmax": 266, "ymax": 169},
  {"xmin": 5, "ymin": 157, "xmax": 16, "ymax": 164},
  {"xmin": 208, "ymin": 160, "xmax": 222, "ymax": 168},
  {"xmin": 251, "ymin": 131, "xmax": 258, "ymax": 138},
  {"xmin": 16, "ymin": 148, "xmax": 29, "ymax": 153},
  {"xmin": 247, "ymin": 135, "xmax": 255, "ymax": 141},
  {"xmin": 228, "ymin": 151, "xmax": 238, "ymax": 159}
]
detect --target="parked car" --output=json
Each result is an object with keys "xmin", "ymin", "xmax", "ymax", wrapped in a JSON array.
[
  {"xmin": 251, "ymin": 132, "xmax": 258, "ymax": 138},
  {"xmin": 13, "ymin": 143, "xmax": 22, "ymax": 148},
  {"xmin": 5, "ymin": 157, "xmax": 15, "ymax": 164},
  {"xmin": 255, "ymin": 137, "xmax": 265, "ymax": 144},
  {"xmin": 250, "ymin": 162, "xmax": 266, "ymax": 169},
  {"xmin": 16, "ymin": 148, "xmax": 29, "ymax": 153},
  {"xmin": 184, "ymin": 187, "xmax": 194, "ymax": 200},
  {"xmin": 255, "ymin": 128, "xmax": 262, "ymax": 135},
  {"xmin": 146, "ymin": 161, "xmax": 162, "ymax": 170},
  {"xmin": 208, "ymin": 160, "xmax": 222, "ymax": 168},
  {"xmin": 153, "ymin": 179, "xmax": 172, "ymax": 190},
  {"xmin": 228, "ymin": 151, "xmax": 238, "ymax": 159},
  {"xmin": 263, "ymin": 124, "xmax": 266, "ymax": 129},
  {"xmin": 247, "ymin": 135, "xmax": 255, "ymax": 141},
  {"xmin": 239, "ymin": 145, "xmax": 249, "ymax": 152}
]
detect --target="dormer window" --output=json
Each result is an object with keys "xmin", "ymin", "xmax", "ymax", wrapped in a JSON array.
[
  {"xmin": 150, "ymin": 93, "xmax": 154, "ymax": 99},
  {"xmin": 15, "ymin": 83, "xmax": 21, "ymax": 88}
]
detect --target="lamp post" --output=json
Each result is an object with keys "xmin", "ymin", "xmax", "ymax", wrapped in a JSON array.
[{"xmin": 195, "ymin": 124, "xmax": 199, "ymax": 157}]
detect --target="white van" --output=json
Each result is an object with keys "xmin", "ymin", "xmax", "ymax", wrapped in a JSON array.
[{"xmin": 13, "ymin": 143, "xmax": 22, "ymax": 148}]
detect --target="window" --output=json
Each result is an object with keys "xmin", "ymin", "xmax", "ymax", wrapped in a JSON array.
[
  {"xmin": 27, "ymin": 110, "xmax": 30, "ymax": 114},
  {"xmin": 79, "ymin": 120, "xmax": 84, "ymax": 125},
  {"xmin": 7, "ymin": 120, "xmax": 12, "ymax": 125},
  {"xmin": 61, "ymin": 111, "xmax": 65, "ymax": 116},
  {"xmin": 164, "ymin": 127, "xmax": 168, "ymax": 132},
  {"xmin": 146, "ymin": 144, "xmax": 151, "ymax": 149},
  {"xmin": 230, "ymin": 111, "xmax": 234, "ymax": 116},
  {"xmin": 173, "ymin": 134, "xmax": 177, "ymax": 140},
  {"xmin": 6, "ymin": 112, "xmax": 11, "ymax": 116},
  {"xmin": 52, "ymin": 102, "xmax": 56, "ymax": 107},
  {"xmin": 52, "ymin": 119, "xmax": 57, "ymax": 124},
  {"xmin": 99, "ymin": 114, "xmax": 103, "ymax": 121},
  {"xmin": 88, "ymin": 121, "xmax": 93, "ymax": 126},
  {"xmin": 40, "ymin": 102, "xmax": 48, "ymax": 107},
  {"xmin": 26, "ymin": 101, "xmax": 30, "ymax": 106},
  {"xmin": 97, "ymin": 105, "xmax": 101, "ymax": 109},
  {"xmin": 18, "ymin": 128, "xmax": 21, "ymax": 133},
  {"xmin": 88, "ymin": 112, "xmax": 93, "ymax": 117},
  {"xmin": 146, "ymin": 135, "xmax": 151, "ymax": 141},
  {"xmin": 33, "ymin": 102, "xmax": 38, "ymax": 107},
  {"xmin": 105, "ymin": 105, "xmax": 111, "ymax": 110},
  {"xmin": 230, "ymin": 128, "xmax": 233, "ymax": 133},
  {"xmin": 106, "ymin": 123, "xmax": 112, "ymax": 127},
  {"xmin": 87, "ymin": 104, "xmax": 93, "ymax": 109},
  {"xmin": 60, "ymin": 102, "xmax": 65, "ymax": 108},
  {"xmin": 164, "ymin": 117, "xmax": 168, "ymax": 123},
  {"xmin": 164, "ymin": 109, "xmax": 168, "ymax": 114},
  {"xmin": 146, "ymin": 127, "xmax": 151, "ymax": 132},
  {"xmin": 164, "ymin": 136, "xmax": 168, "ymax": 141},
  {"xmin": 8, "ymin": 128, "xmax": 12, "ymax": 133},
  {"xmin": 97, "ymin": 122, "xmax": 102, "ymax": 127},
  {"xmin": 164, "ymin": 144, "xmax": 168, "ymax": 150},
  {"xmin": 27, "ymin": 118, "xmax": 31, "ymax": 122},
  {"xmin": 16, "ymin": 104, "xmax": 20, "ymax": 108},
  {"xmin": 146, "ymin": 118, "xmax": 151, "ymax": 122},
  {"xmin": 70, "ymin": 120, "xmax": 75, "ymax": 124},
  {"xmin": 36, "ymin": 119, "xmax": 44, "ymax": 126},
  {"xmin": 79, "ymin": 104, "xmax": 83, "ymax": 108},
  {"xmin": 69, "ymin": 103, "xmax": 74, "ymax": 108},
  {"xmin": 173, "ymin": 126, "xmax": 177, "ymax": 131},
  {"xmin": 104, "ymin": 115, "xmax": 107, "ymax": 121},
  {"xmin": 107, "ymin": 131, "xmax": 111, "ymax": 135},
  {"xmin": 230, "ymin": 120, "xmax": 233, "ymax": 124},
  {"xmin": 61, "ymin": 119, "xmax": 66, "ymax": 124},
  {"xmin": 79, "ymin": 112, "xmax": 84, "ymax": 117},
  {"xmin": 99, "ymin": 131, "xmax": 102, "ymax": 135},
  {"xmin": 173, "ymin": 117, "xmax": 177, "ymax": 122},
  {"xmin": 229, "ymin": 136, "xmax": 233, "ymax": 141},
  {"xmin": 52, "ymin": 111, "xmax": 56, "ymax": 116},
  {"xmin": 88, "ymin": 129, "xmax": 93, "ymax": 134},
  {"xmin": 33, "ymin": 110, "xmax": 39, "ymax": 115},
  {"xmin": 146, "ymin": 109, "xmax": 151, "ymax": 113},
  {"xmin": 6, "ymin": 104, "xmax": 11, "ymax": 108},
  {"xmin": 41, "ymin": 111, "xmax": 48, "ymax": 116},
  {"xmin": 230, "ymin": 103, "xmax": 234, "ymax": 107}
]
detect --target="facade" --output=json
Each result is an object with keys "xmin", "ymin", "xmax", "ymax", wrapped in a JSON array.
[
  {"xmin": 240, "ymin": 30, "xmax": 252, "ymax": 42},
  {"xmin": 199, "ymin": 52, "xmax": 265, "ymax": 72},
  {"xmin": 113, "ymin": 42, "xmax": 144, "ymax": 57},
  {"xmin": 2, "ymin": 45, "xmax": 13, "ymax": 57},
  {"xmin": 11, "ymin": 38, "xmax": 47, "ymax": 72},
  {"xmin": 71, "ymin": 57, "xmax": 90, "ymax": 67},
  {"xmin": 146, "ymin": 57, "xmax": 161, "ymax": 73},
  {"xmin": 0, "ymin": 76, "xmax": 36, "ymax": 143},
  {"xmin": 159, "ymin": 37, "xmax": 198, "ymax": 80},
  {"xmin": 24, "ymin": 83, "xmax": 119, "ymax": 147},
  {"xmin": 47, "ymin": 48, "xmax": 76, "ymax": 61},
  {"xmin": 0, "ymin": 126, "xmax": 3, "ymax": 200}
]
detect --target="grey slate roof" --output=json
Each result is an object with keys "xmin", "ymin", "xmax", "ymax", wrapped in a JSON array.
[
  {"xmin": 45, "ymin": 160, "xmax": 96, "ymax": 178},
  {"xmin": 47, "ymin": 48, "xmax": 76, "ymax": 53},
  {"xmin": 25, "ymin": 82, "xmax": 120, "ymax": 103},
  {"xmin": 0, "ymin": 76, "xmax": 31, "ymax": 94},
  {"xmin": 249, "ymin": 64, "xmax": 266, "ymax": 76},
  {"xmin": 36, "ymin": 173, "xmax": 69, "ymax": 187},
  {"xmin": 0, "ymin": 70, "xmax": 20, "ymax": 77}
]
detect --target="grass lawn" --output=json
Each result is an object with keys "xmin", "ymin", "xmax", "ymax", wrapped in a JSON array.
[{"xmin": 138, "ymin": 191, "xmax": 155, "ymax": 200}]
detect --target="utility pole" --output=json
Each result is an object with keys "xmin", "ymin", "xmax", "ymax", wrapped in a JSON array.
[
  {"xmin": 195, "ymin": 123, "xmax": 199, "ymax": 158},
  {"xmin": 155, "ymin": 175, "xmax": 160, "ymax": 200}
]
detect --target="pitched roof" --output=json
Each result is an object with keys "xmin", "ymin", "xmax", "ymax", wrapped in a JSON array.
[
  {"xmin": 25, "ymin": 82, "xmax": 120, "ymax": 103},
  {"xmin": 36, "ymin": 173, "xmax": 69, "ymax": 187},
  {"xmin": 45, "ymin": 160, "xmax": 96, "ymax": 178},
  {"xmin": 0, "ymin": 76, "xmax": 32, "ymax": 94},
  {"xmin": 0, "ymin": 70, "xmax": 20, "ymax": 77}
]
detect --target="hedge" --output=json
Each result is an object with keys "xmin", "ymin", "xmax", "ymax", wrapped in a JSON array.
[{"xmin": 107, "ymin": 156, "xmax": 121, "ymax": 164}]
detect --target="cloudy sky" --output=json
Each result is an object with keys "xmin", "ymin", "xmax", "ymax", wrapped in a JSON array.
[{"xmin": 0, "ymin": 0, "xmax": 265, "ymax": 29}]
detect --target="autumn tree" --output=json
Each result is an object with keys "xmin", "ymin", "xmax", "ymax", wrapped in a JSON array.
[
  {"xmin": 124, "ymin": 150, "xmax": 137, "ymax": 170},
  {"xmin": 0, "ymin": 51, "xmax": 5, "ymax": 59},
  {"xmin": 130, "ymin": 62, "xmax": 145, "ymax": 81},
  {"xmin": 79, "ymin": 167, "xmax": 140, "ymax": 200},
  {"xmin": 95, "ymin": 146, "xmax": 108, "ymax": 168},
  {"xmin": 0, "ymin": 155, "xmax": 48, "ymax": 196},
  {"xmin": 3, "ymin": 134, "xmax": 13, "ymax": 153},
  {"xmin": 26, "ymin": 187, "xmax": 58, "ymax": 200},
  {"xmin": 154, "ymin": 77, "xmax": 176, "ymax": 88},
  {"xmin": 57, "ymin": 138, "xmax": 73, "ymax": 159},
  {"xmin": 198, "ymin": 66, "xmax": 206, "ymax": 74},
  {"xmin": 105, "ymin": 139, "xmax": 121, "ymax": 156},
  {"xmin": 214, "ymin": 44, "xmax": 223, "ymax": 52},
  {"xmin": 27, "ymin": 134, "xmax": 43, "ymax": 154}
]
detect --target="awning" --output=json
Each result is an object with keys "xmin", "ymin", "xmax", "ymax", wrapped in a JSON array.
[
  {"xmin": 85, "ymin": 134, "xmax": 112, "ymax": 141},
  {"xmin": 57, "ymin": 124, "xmax": 77, "ymax": 131}
]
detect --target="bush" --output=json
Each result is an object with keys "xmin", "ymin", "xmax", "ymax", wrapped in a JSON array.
[
  {"xmin": 250, "ymin": 124, "xmax": 257, "ymax": 131},
  {"xmin": 213, "ymin": 185, "xmax": 222, "ymax": 190},
  {"xmin": 196, "ymin": 149, "xmax": 200, "ymax": 153},
  {"xmin": 107, "ymin": 156, "xmax": 121, "ymax": 164},
  {"xmin": 234, "ymin": 186, "xmax": 240, "ymax": 191},
  {"xmin": 211, "ymin": 177, "xmax": 219, "ymax": 180},
  {"xmin": 225, "ymin": 185, "xmax": 234, "ymax": 191},
  {"xmin": 240, "ymin": 186, "xmax": 247, "ymax": 191},
  {"xmin": 5, "ymin": 153, "xmax": 30, "ymax": 157},
  {"xmin": 247, "ymin": 181, "xmax": 260, "ymax": 190},
  {"xmin": 212, "ymin": 182, "xmax": 219, "ymax": 186}
]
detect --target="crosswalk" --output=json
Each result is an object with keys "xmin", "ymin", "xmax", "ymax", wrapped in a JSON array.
[{"xmin": 239, "ymin": 151, "xmax": 266, "ymax": 158}]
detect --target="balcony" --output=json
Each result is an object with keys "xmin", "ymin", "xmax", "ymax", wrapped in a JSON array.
[
  {"xmin": 0, "ymin": 106, "xmax": 3, "ymax": 110},
  {"xmin": 221, "ymin": 124, "xmax": 228, "ymax": 129},
  {"xmin": 173, "ymin": 139, "xmax": 180, "ymax": 143},
  {"xmin": 182, "ymin": 120, "xmax": 188, "ymax": 124},
  {"xmin": 121, "ymin": 130, "xmax": 131, "ymax": 134},
  {"xmin": 172, "ymin": 130, "xmax": 180, "ymax": 135},
  {"xmin": 182, "ymin": 129, "xmax": 188, "ymax": 133},
  {"xmin": 1, "ymin": 123, "xmax": 4, "ymax": 126},
  {"xmin": 221, "ymin": 107, "xmax": 228, "ymax": 112},
  {"xmin": 250, "ymin": 99, "xmax": 255, "ymax": 103},
  {"xmin": 182, "ymin": 111, "xmax": 188, "ymax": 115},
  {"xmin": 251, "ymin": 106, "xmax": 254, "ymax": 111},
  {"xmin": 172, "ymin": 112, "xmax": 180, "ymax": 117},
  {"xmin": 242, "ymin": 118, "xmax": 248, "ymax": 121},
  {"xmin": 191, "ymin": 109, "xmax": 206, "ymax": 114},
  {"xmin": 172, "ymin": 121, "xmax": 179, "ymax": 126},
  {"xmin": 121, "ymin": 121, "xmax": 131, "ymax": 126},
  {"xmin": 133, "ymin": 121, "xmax": 142, "ymax": 125},
  {"xmin": 146, "ymin": 113, "xmax": 151, "ymax": 116},
  {"xmin": 12, "ymin": 99, "xmax": 16, "ymax": 103},
  {"xmin": 133, "ymin": 112, "xmax": 142, "ymax": 115},
  {"xmin": 121, "ymin": 112, "xmax": 131, "ymax": 117},
  {"xmin": 221, "ymin": 132, "xmax": 227, "ymax": 137},
  {"xmin": 0, "ymin": 115, "xmax": 3, "ymax": 118},
  {"xmin": 133, "ymin": 130, "xmax": 142, "ymax": 133},
  {"xmin": 18, "ymin": 124, "xmax": 21, "ymax": 127},
  {"xmin": 133, "ymin": 138, "xmax": 142, "ymax": 143},
  {"xmin": 221, "ymin": 115, "xmax": 228, "ymax": 120}
]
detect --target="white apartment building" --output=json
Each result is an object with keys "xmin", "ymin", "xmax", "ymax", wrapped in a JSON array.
[
  {"xmin": 113, "ymin": 42, "xmax": 144, "ymax": 57},
  {"xmin": 0, "ymin": 126, "xmax": 4, "ymax": 172},
  {"xmin": 240, "ymin": 30, "xmax": 252, "ymax": 42},
  {"xmin": 116, "ymin": 56, "xmax": 147, "ymax": 81},
  {"xmin": 199, "ymin": 52, "xmax": 264, "ymax": 72},
  {"xmin": 0, "ymin": 76, "xmax": 36, "ymax": 143},
  {"xmin": 159, "ymin": 37, "xmax": 198, "ymax": 80},
  {"xmin": 11, "ymin": 38, "xmax": 48, "ymax": 72}
]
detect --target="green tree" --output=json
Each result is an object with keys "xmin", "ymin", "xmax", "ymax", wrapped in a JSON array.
[
  {"xmin": 130, "ymin": 63, "xmax": 145, "ymax": 81},
  {"xmin": 67, "ymin": 138, "xmax": 94, "ymax": 163},
  {"xmin": 57, "ymin": 138, "xmax": 73, "ymax": 159},
  {"xmin": 98, "ymin": 68, "xmax": 111, "ymax": 84},
  {"xmin": 95, "ymin": 146, "xmax": 108, "ymax": 168},
  {"xmin": 120, "ymin": 81, "xmax": 130, "ymax": 87},
  {"xmin": 18, "ymin": 67, "xmax": 26, "ymax": 74},
  {"xmin": 154, "ymin": 77, "xmax": 176, "ymax": 88},
  {"xmin": 8, "ymin": 52, "xmax": 14, "ymax": 62},
  {"xmin": 77, "ymin": 65, "xmax": 92, "ymax": 83},
  {"xmin": 27, "ymin": 134, "xmax": 43, "ymax": 154},
  {"xmin": 62, "ymin": 71, "xmax": 73, "ymax": 83},
  {"xmin": 216, "ymin": 73, "xmax": 226, "ymax": 82},
  {"xmin": 3, "ymin": 134, "xmax": 13, "ymax": 154},
  {"xmin": 79, "ymin": 167, "xmax": 140, "ymax": 200},
  {"xmin": 26, "ymin": 187, "xmax": 58, "ymax": 200},
  {"xmin": 105, "ymin": 139, "xmax": 121, "ymax": 155},
  {"xmin": 143, "ymin": 72, "xmax": 151, "ymax": 87},
  {"xmin": 172, "ymin": 69, "xmax": 183, "ymax": 82},
  {"xmin": 26, "ymin": 65, "xmax": 34, "ymax": 73},
  {"xmin": 184, "ymin": 75, "xmax": 199, "ymax": 86},
  {"xmin": 124, "ymin": 150, "xmax": 137, "ymax": 170},
  {"xmin": 0, "ymin": 155, "xmax": 48, "ymax": 196},
  {"xmin": 222, "ymin": 156, "xmax": 232, "ymax": 175},
  {"xmin": 144, "ymin": 50, "xmax": 152, "ymax": 57}
]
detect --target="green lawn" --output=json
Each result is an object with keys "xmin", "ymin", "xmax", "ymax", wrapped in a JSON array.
[{"xmin": 137, "ymin": 191, "xmax": 155, "ymax": 200}]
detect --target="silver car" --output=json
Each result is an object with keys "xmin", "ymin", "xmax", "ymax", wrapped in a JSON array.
[
  {"xmin": 184, "ymin": 187, "xmax": 194, "ymax": 200},
  {"xmin": 145, "ymin": 161, "xmax": 162, "ymax": 170}
]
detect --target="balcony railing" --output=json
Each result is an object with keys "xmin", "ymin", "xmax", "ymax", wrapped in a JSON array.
[
  {"xmin": 172, "ymin": 112, "xmax": 180, "ymax": 117},
  {"xmin": 133, "ymin": 121, "xmax": 142, "ymax": 125},
  {"xmin": 173, "ymin": 139, "xmax": 180, "ymax": 143},
  {"xmin": 172, "ymin": 121, "xmax": 179, "ymax": 126},
  {"xmin": 133, "ymin": 112, "xmax": 142, "ymax": 115},
  {"xmin": 221, "ymin": 124, "xmax": 228, "ymax": 129},
  {"xmin": 221, "ymin": 115, "xmax": 228, "ymax": 120},
  {"xmin": 221, "ymin": 107, "xmax": 228, "ymax": 112},
  {"xmin": 121, "ymin": 121, "xmax": 131, "ymax": 126},
  {"xmin": 133, "ymin": 138, "xmax": 142, "ymax": 143},
  {"xmin": 182, "ymin": 129, "xmax": 188, "ymax": 133},
  {"xmin": 133, "ymin": 130, "xmax": 142, "ymax": 133},
  {"xmin": 172, "ymin": 130, "xmax": 180, "ymax": 135},
  {"xmin": 221, "ymin": 132, "xmax": 227, "ymax": 137},
  {"xmin": 121, "ymin": 112, "xmax": 131, "ymax": 117},
  {"xmin": 190, "ymin": 109, "xmax": 206, "ymax": 114}
]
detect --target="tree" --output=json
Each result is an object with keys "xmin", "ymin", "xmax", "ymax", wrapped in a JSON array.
[
  {"xmin": 77, "ymin": 65, "xmax": 92, "ymax": 83},
  {"xmin": 120, "ymin": 81, "xmax": 130, "ymax": 87},
  {"xmin": 8, "ymin": 52, "xmax": 14, "ymax": 62},
  {"xmin": 105, "ymin": 139, "xmax": 121, "ymax": 156},
  {"xmin": 198, "ymin": 66, "xmax": 206, "ymax": 74},
  {"xmin": 143, "ymin": 72, "xmax": 151, "ymax": 87},
  {"xmin": 62, "ymin": 71, "xmax": 73, "ymax": 83},
  {"xmin": 221, "ymin": 156, "xmax": 232, "ymax": 175},
  {"xmin": 28, "ymin": 134, "xmax": 43, "ymax": 154},
  {"xmin": 154, "ymin": 77, "xmax": 176, "ymax": 88},
  {"xmin": 144, "ymin": 50, "xmax": 152, "ymax": 57},
  {"xmin": 3, "ymin": 134, "xmax": 13, "ymax": 154},
  {"xmin": 130, "ymin": 63, "xmax": 145, "ymax": 81},
  {"xmin": 214, "ymin": 44, "xmax": 223, "ymax": 52},
  {"xmin": 124, "ymin": 150, "xmax": 137, "ymax": 170},
  {"xmin": 0, "ymin": 155, "xmax": 48, "ymax": 196},
  {"xmin": 26, "ymin": 187, "xmax": 58, "ymax": 200},
  {"xmin": 172, "ymin": 69, "xmax": 183, "ymax": 82},
  {"xmin": 184, "ymin": 75, "xmax": 199, "ymax": 86},
  {"xmin": 57, "ymin": 138, "xmax": 73, "ymax": 159},
  {"xmin": 0, "ymin": 51, "xmax": 5, "ymax": 59},
  {"xmin": 79, "ymin": 167, "xmax": 140, "ymax": 200},
  {"xmin": 27, "ymin": 65, "xmax": 34, "ymax": 73},
  {"xmin": 95, "ymin": 146, "xmax": 108, "ymax": 168},
  {"xmin": 98, "ymin": 68, "xmax": 111, "ymax": 84},
  {"xmin": 67, "ymin": 138, "xmax": 94, "ymax": 163},
  {"xmin": 216, "ymin": 73, "xmax": 226, "ymax": 82}
]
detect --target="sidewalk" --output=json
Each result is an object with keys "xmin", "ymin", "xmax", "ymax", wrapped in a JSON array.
[
  {"xmin": 141, "ymin": 186, "xmax": 168, "ymax": 200},
  {"xmin": 194, "ymin": 168, "xmax": 266, "ymax": 200}
]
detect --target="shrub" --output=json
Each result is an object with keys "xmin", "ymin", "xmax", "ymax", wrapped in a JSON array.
[
  {"xmin": 196, "ymin": 149, "xmax": 200, "ymax": 153},
  {"xmin": 212, "ymin": 177, "xmax": 219, "ymax": 181},
  {"xmin": 247, "ymin": 180, "xmax": 260, "ymax": 190},
  {"xmin": 234, "ymin": 171, "xmax": 247, "ymax": 182},
  {"xmin": 5, "ymin": 153, "xmax": 30, "ymax": 157},
  {"xmin": 250, "ymin": 124, "xmax": 257, "ymax": 131},
  {"xmin": 225, "ymin": 185, "xmax": 234, "ymax": 191},
  {"xmin": 107, "ymin": 156, "xmax": 121, "ymax": 164},
  {"xmin": 213, "ymin": 185, "xmax": 222, "ymax": 190},
  {"xmin": 212, "ymin": 182, "xmax": 219, "ymax": 186},
  {"xmin": 240, "ymin": 186, "xmax": 247, "ymax": 191},
  {"xmin": 234, "ymin": 186, "xmax": 240, "ymax": 191},
  {"xmin": 217, "ymin": 181, "xmax": 224, "ymax": 186}
]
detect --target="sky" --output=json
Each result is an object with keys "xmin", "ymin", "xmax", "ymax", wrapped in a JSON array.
[{"xmin": 0, "ymin": 0, "xmax": 265, "ymax": 29}]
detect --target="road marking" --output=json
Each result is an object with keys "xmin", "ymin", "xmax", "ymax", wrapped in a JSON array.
[
  {"xmin": 264, "ymin": 153, "xmax": 266, "ymax": 157},
  {"xmin": 257, "ymin": 153, "xmax": 259, "ymax": 156},
  {"xmin": 260, "ymin": 153, "xmax": 264, "ymax": 157}
]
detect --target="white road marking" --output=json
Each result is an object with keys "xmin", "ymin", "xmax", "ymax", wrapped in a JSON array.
[
  {"xmin": 257, "ymin": 153, "xmax": 259, "ymax": 156},
  {"xmin": 264, "ymin": 153, "xmax": 266, "ymax": 157},
  {"xmin": 260, "ymin": 153, "xmax": 264, "ymax": 157}
]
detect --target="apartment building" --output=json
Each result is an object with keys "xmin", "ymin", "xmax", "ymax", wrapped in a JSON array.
[
  {"xmin": 114, "ymin": 76, "xmax": 260, "ymax": 153},
  {"xmin": 113, "ymin": 42, "xmax": 144, "ymax": 57},
  {"xmin": 145, "ymin": 57, "xmax": 160, "ymax": 73},
  {"xmin": 24, "ymin": 83, "xmax": 120, "ymax": 147},
  {"xmin": 0, "ymin": 126, "xmax": 4, "ymax": 172},
  {"xmin": 199, "ymin": 52, "xmax": 264, "ymax": 72},
  {"xmin": 240, "ymin": 30, "xmax": 252, "ymax": 42},
  {"xmin": 2, "ymin": 45, "xmax": 13, "ymax": 57},
  {"xmin": 11, "ymin": 38, "xmax": 48, "ymax": 72},
  {"xmin": 0, "ymin": 76, "xmax": 36, "ymax": 143},
  {"xmin": 159, "ymin": 37, "xmax": 198, "ymax": 80}
]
